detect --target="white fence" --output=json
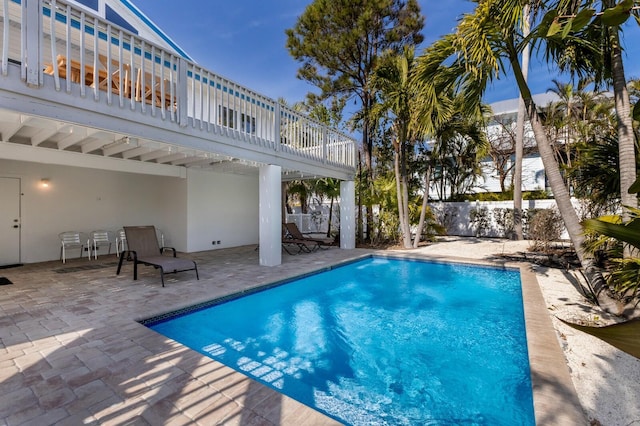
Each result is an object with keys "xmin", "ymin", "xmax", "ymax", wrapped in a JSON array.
[
  {"xmin": 430, "ymin": 199, "xmax": 583, "ymax": 239},
  {"xmin": 287, "ymin": 199, "xmax": 583, "ymax": 239}
]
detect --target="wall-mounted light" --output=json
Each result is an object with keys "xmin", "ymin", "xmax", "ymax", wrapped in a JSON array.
[{"xmin": 40, "ymin": 178, "xmax": 50, "ymax": 188}]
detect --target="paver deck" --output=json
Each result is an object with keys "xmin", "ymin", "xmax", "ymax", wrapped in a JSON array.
[{"xmin": 0, "ymin": 242, "xmax": 585, "ymax": 425}]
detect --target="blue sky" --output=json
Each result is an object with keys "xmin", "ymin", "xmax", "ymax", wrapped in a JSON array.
[{"xmin": 132, "ymin": 0, "xmax": 639, "ymax": 107}]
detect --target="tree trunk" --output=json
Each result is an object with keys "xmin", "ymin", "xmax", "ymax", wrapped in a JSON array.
[
  {"xmin": 513, "ymin": 3, "xmax": 530, "ymax": 241},
  {"xmin": 413, "ymin": 165, "xmax": 432, "ymax": 248},
  {"xmin": 609, "ymin": 26, "xmax": 636, "ymax": 258},
  {"xmin": 327, "ymin": 197, "xmax": 334, "ymax": 238},
  {"xmin": 357, "ymin": 152, "xmax": 363, "ymax": 243},
  {"xmin": 401, "ymin": 142, "xmax": 412, "ymax": 248},
  {"xmin": 362, "ymin": 92, "xmax": 374, "ymax": 243},
  {"xmin": 394, "ymin": 144, "xmax": 410, "ymax": 247},
  {"xmin": 508, "ymin": 47, "xmax": 614, "ymax": 310}
]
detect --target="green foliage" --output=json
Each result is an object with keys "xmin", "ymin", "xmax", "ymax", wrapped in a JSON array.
[
  {"xmin": 286, "ymin": 0, "xmax": 424, "ymax": 115},
  {"xmin": 458, "ymin": 190, "xmax": 551, "ymax": 201},
  {"xmin": 605, "ymin": 258, "xmax": 640, "ymax": 298}
]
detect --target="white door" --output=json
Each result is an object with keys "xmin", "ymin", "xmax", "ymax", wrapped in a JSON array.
[{"xmin": 0, "ymin": 177, "xmax": 21, "ymax": 266}]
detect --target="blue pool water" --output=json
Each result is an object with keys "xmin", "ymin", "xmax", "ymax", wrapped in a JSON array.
[{"xmin": 147, "ymin": 257, "xmax": 535, "ymax": 425}]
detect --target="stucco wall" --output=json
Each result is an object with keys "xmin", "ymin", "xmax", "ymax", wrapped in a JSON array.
[{"xmin": 185, "ymin": 168, "xmax": 259, "ymax": 252}]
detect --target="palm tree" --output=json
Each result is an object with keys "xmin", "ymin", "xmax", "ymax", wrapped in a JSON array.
[
  {"xmin": 415, "ymin": 0, "xmax": 609, "ymax": 299},
  {"xmin": 371, "ymin": 47, "xmax": 422, "ymax": 248}
]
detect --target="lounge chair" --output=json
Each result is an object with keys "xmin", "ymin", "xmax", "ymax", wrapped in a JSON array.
[
  {"xmin": 282, "ymin": 237, "xmax": 321, "ymax": 255},
  {"xmin": 284, "ymin": 222, "xmax": 333, "ymax": 248},
  {"xmin": 281, "ymin": 225, "xmax": 320, "ymax": 254},
  {"xmin": 116, "ymin": 225, "xmax": 198, "ymax": 286}
]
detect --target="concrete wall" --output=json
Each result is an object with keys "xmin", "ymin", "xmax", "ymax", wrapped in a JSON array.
[{"xmin": 0, "ymin": 159, "xmax": 259, "ymax": 264}]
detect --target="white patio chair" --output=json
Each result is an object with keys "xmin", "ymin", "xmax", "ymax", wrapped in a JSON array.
[
  {"xmin": 115, "ymin": 228, "xmax": 127, "ymax": 257},
  {"xmin": 89, "ymin": 230, "xmax": 114, "ymax": 259},
  {"xmin": 59, "ymin": 231, "xmax": 86, "ymax": 263}
]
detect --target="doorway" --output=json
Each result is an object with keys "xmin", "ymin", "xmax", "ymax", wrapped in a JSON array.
[{"xmin": 0, "ymin": 177, "xmax": 21, "ymax": 266}]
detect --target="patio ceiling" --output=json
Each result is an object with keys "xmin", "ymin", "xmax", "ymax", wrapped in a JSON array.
[{"xmin": 0, "ymin": 108, "xmax": 312, "ymax": 180}]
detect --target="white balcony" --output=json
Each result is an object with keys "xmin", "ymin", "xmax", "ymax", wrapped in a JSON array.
[{"xmin": 0, "ymin": 0, "xmax": 357, "ymax": 180}]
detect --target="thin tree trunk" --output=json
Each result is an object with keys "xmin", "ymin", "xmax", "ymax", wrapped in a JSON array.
[
  {"xmin": 513, "ymin": 3, "xmax": 530, "ymax": 241},
  {"xmin": 327, "ymin": 197, "xmax": 334, "ymax": 238},
  {"xmin": 609, "ymin": 26, "xmax": 636, "ymax": 258},
  {"xmin": 357, "ymin": 152, "xmax": 363, "ymax": 243},
  {"xmin": 400, "ymin": 142, "xmax": 412, "ymax": 248},
  {"xmin": 413, "ymin": 165, "xmax": 432, "ymax": 248},
  {"xmin": 362, "ymin": 93, "xmax": 374, "ymax": 243},
  {"xmin": 394, "ymin": 145, "xmax": 409, "ymax": 247}
]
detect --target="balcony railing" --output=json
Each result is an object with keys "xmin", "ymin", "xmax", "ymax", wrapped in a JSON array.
[{"xmin": 0, "ymin": 0, "xmax": 356, "ymax": 170}]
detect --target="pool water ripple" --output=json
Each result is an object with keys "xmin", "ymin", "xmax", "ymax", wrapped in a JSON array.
[{"xmin": 147, "ymin": 256, "xmax": 535, "ymax": 425}]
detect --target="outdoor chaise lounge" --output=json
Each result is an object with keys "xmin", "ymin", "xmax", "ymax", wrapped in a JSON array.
[
  {"xmin": 284, "ymin": 222, "xmax": 333, "ymax": 248},
  {"xmin": 281, "ymin": 237, "xmax": 320, "ymax": 255},
  {"xmin": 281, "ymin": 225, "xmax": 321, "ymax": 255},
  {"xmin": 116, "ymin": 225, "xmax": 198, "ymax": 286}
]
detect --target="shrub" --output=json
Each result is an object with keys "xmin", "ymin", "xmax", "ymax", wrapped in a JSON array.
[
  {"xmin": 470, "ymin": 207, "xmax": 491, "ymax": 237},
  {"xmin": 493, "ymin": 208, "xmax": 515, "ymax": 239},
  {"xmin": 528, "ymin": 208, "xmax": 563, "ymax": 252}
]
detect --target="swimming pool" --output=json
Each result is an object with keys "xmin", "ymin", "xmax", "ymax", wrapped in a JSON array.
[{"xmin": 145, "ymin": 256, "xmax": 535, "ymax": 425}]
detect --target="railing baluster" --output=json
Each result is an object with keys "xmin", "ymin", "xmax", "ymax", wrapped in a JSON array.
[
  {"xmin": 20, "ymin": 0, "xmax": 25, "ymax": 80},
  {"xmin": 212, "ymin": 73, "xmax": 218, "ymax": 133},
  {"xmin": 190, "ymin": 63, "xmax": 196, "ymax": 128},
  {"xmin": 118, "ymin": 29, "xmax": 123, "ymax": 107},
  {"xmin": 139, "ymin": 39, "xmax": 145, "ymax": 113},
  {"xmin": 92, "ymin": 17, "xmax": 98, "ymax": 101},
  {"xmin": 205, "ymin": 70, "xmax": 211, "ymax": 132},
  {"xmin": 169, "ymin": 54, "xmax": 176, "ymax": 122},
  {"xmin": 2, "ymin": 0, "xmax": 8, "ymax": 76},
  {"xmin": 106, "ymin": 24, "xmax": 112, "ymax": 105},
  {"xmin": 129, "ymin": 34, "xmax": 135, "ymax": 110},
  {"xmin": 79, "ymin": 11, "xmax": 85, "ymax": 97},
  {"xmin": 159, "ymin": 49, "xmax": 165, "ymax": 120},
  {"xmin": 65, "ymin": 4, "xmax": 71, "ymax": 93},
  {"xmin": 150, "ymin": 44, "xmax": 156, "ymax": 116},
  {"xmin": 199, "ymin": 66, "xmax": 204, "ymax": 129},
  {"xmin": 49, "ymin": 0, "xmax": 59, "ymax": 90}
]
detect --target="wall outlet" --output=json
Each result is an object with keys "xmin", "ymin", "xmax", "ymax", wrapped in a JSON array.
[
  {"xmin": 217, "ymin": 240, "xmax": 221, "ymax": 245},
  {"xmin": 212, "ymin": 241, "xmax": 216, "ymax": 245}
]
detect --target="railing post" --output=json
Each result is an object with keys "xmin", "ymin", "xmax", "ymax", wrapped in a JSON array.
[
  {"xmin": 24, "ymin": 0, "xmax": 42, "ymax": 86},
  {"xmin": 274, "ymin": 102, "xmax": 281, "ymax": 151},
  {"xmin": 177, "ymin": 58, "xmax": 189, "ymax": 127},
  {"xmin": 322, "ymin": 127, "xmax": 328, "ymax": 164}
]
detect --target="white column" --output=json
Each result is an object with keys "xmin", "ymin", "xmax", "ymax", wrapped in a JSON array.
[
  {"xmin": 259, "ymin": 165, "xmax": 282, "ymax": 266},
  {"xmin": 340, "ymin": 180, "xmax": 356, "ymax": 249}
]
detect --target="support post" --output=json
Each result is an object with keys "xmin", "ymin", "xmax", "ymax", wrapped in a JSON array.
[
  {"xmin": 259, "ymin": 165, "xmax": 282, "ymax": 266},
  {"xmin": 340, "ymin": 180, "xmax": 356, "ymax": 249}
]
